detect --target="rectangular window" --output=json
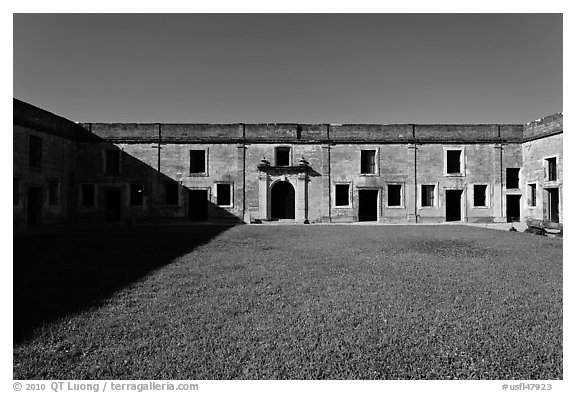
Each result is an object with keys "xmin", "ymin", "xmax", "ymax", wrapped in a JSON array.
[
  {"xmin": 528, "ymin": 183, "xmax": 537, "ymax": 207},
  {"xmin": 105, "ymin": 150, "xmax": 120, "ymax": 175},
  {"xmin": 473, "ymin": 185, "xmax": 487, "ymax": 207},
  {"xmin": 275, "ymin": 147, "xmax": 290, "ymax": 166},
  {"xmin": 190, "ymin": 150, "xmax": 206, "ymax": 174},
  {"xmin": 361, "ymin": 150, "xmax": 376, "ymax": 174},
  {"xmin": 387, "ymin": 184, "xmax": 402, "ymax": 207},
  {"xmin": 29, "ymin": 135, "xmax": 42, "ymax": 169},
  {"xmin": 446, "ymin": 150, "xmax": 462, "ymax": 174},
  {"xmin": 130, "ymin": 184, "xmax": 144, "ymax": 206},
  {"xmin": 216, "ymin": 183, "xmax": 232, "ymax": 206},
  {"xmin": 546, "ymin": 158, "xmax": 557, "ymax": 181},
  {"xmin": 81, "ymin": 184, "xmax": 95, "ymax": 206},
  {"xmin": 335, "ymin": 184, "xmax": 350, "ymax": 207},
  {"xmin": 421, "ymin": 185, "xmax": 435, "ymax": 207},
  {"xmin": 506, "ymin": 168, "xmax": 520, "ymax": 189},
  {"xmin": 165, "ymin": 182, "xmax": 179, "ymax": 206},
  {"xmin": 48, "ymin": 180, "xmax": 60, "ymax": 206},
  {"xmin": 13, "ymin": 178, "xmax": 19, "ymax": 206}
]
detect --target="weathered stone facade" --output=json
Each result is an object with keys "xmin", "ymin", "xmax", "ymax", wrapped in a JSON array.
[
  {"xmin": 13, "ymin": 99, "xmax": 563, "ymax": 228},
  {"xmin": 521, "ymin": 114, "xmax": 563, "ymax": 223}
]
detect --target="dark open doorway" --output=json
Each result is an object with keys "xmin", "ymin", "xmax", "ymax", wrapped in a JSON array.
[
  {"xmin": 188, "ymin": 189, "xmax": 208, "ymax": 221},
  {"xmin": 546, "ymin": 188, "xmax": 559, "ymax": 223},
  {"xmin": 27, "ymin": 187, "xmax": 42, "ymax": 226},
  {"xmin": 104, "ymin": 189, "xmax": 122, "ymax": 222},
  {"xmin": 358, "ymin": 189, "xmax": 378, "ymax": 222},
  {"xmin": 445, "ymin": 189, "xmax": 463, "ymax": 222},
  {"xmin": 271, "ymin": 181, "xmax": 295, "ymax": 219},
  {"xmin": 506, "ymin": 195, "xmax": 521, "ymax": 222}
]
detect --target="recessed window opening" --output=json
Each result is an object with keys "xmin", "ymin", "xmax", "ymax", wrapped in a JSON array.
[
  {"xmin": 335, "ymin": 184, "xmax": 350, "ymax": 207},
  {"xmin": 105, "ymin": 150, "xmax": 120, "ymax": 175},
  {"xmin": 388, "ymin": 184, "xmax": 402, "ymax": 207},
  {"xmin": 165, "ymin": 182, "xmax": 179, "ymax": 206},
  {"xmin": 506, "ymin": 168, "xmax": 520, "ymax": 189},
  {"xmin": 361, "ymin": 150, "xmax": 376, "ymax": 174},
  {"xmin": 81, "ymin": 184, "xmax": 95, "ymax": 206},
  {"xmin": 421, "ymin": 185, "xmax": 435, "ymax": 207},
  {"xmin": 473, "ymin": 185, "xmax": 487, "ymax": 207},
  {"xmin": 190, "ymin": 150, "xmax": 206, "ymax": 174},
  {"xmin": 48, "ymin": 180, "xmax": 60, "ymax": 206},
  {"xmin": 130, "ymin": 184, "xmax": 144, "ymax": 206},
  {"xmin": 275, "ymin": 147, "xmax": 291, "ymax": 166},
  {"xmin": 216, "ymin": 183, "xmax": 232, "ymax": 206},
  {"xmin": 29, "ymin": 135, "xmax": 42, "ymax": 169},
  {"xmin": 546, "ymin": 158, "xmax": 557, "ymax": 181},
  {"xmin": 446, "ymin": 150, "xmax": 461, "ymax": 174},
  {"xmin": 528, "ymin": 183, "xmax": 537, "ymax": 207}
]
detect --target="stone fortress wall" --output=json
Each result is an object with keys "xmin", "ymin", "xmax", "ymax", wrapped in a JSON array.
[{"xmin": 13, "ymin": 98, "xmax": 562, "ymax": 228}]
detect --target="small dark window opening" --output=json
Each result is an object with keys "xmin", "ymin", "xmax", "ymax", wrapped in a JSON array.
[
  {"xmin": 446, "ymin": 150, "xmax": 461, "ymax": 174},
  {"xmin": 506, "ymin": 168, "xmax": 520, "ymax": 189},
  {"xmin": 529, "ymin": 183, "xmax": 537, "ymax": 207},
  {"xmin": 69, "ymin": 171, "xmax": 76, "ymax": 187},
  {"xmin": 48, "ymin": 180, "xmax": 60, "ymax": 205},
  {"xmin": 421, "ymin": 185, "xmax": 435, "ymax": 207},
  {"xmin": 275, "ymin": 147, "xmax": 290, "ymax": 166},
  {"xmin": 361, "ymin": 150, "xmax": 376, "ymax": 174},
  {"xmin": 388, "ymin": 185, "xmax": 402, "ymax": 207},
  {"xmin": 547, "ymin": 158, "xmax": 557, "ymax": 181},
  {"xmin": 82, "ymin": 184, "xmax": 95, "ymax": 206},
  {"xmin": 13, "ymin": 178, "xmax": 19, "ymax": 206},
  {"xmin": 29, "ymin": 135, "xmax": 42, "ymax": 169},
  {"xmin": 190, "ymin": 150, "xmax": 206, "ymax": 174},
  {"xmin": 473, "ymin": 185, "xmax": 487, "ymax": 207},
  {"xmin": 335, "ymin": 184, "xmax": 350, "ymax": 207},
  {"xmin": 165, "ymin": 183, "xmax": 179, "ymax": 206},
  {"xmin": 130, "ymin": 184, "xmax": 144, "ymax": 206},
  {"xmin": 217, "ymin": 184, "xmax": 231, "ymax": 206},
  {"xmin": 105, "ymin": 150, "xmax": 120, "ymax": 175}
]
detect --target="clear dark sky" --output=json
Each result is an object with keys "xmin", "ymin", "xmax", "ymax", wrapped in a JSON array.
[{"xmin": 13, "ymin": 14, "xmax": 562, "ymax": 124}]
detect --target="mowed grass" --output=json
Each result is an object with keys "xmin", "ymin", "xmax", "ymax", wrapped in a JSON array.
[{"xmin": 14, "ymin": 225, "xmax": 562, "ymax": 380}]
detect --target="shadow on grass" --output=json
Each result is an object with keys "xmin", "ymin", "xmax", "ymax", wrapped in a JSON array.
[{"xmin": 13, "ymin": 223, "xmax": 237, "ymax": 344}]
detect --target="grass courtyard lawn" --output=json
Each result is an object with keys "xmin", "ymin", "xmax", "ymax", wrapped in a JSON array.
[{"xmin": 14, "ymin": 225, "xmax": 562, "ymax": 379}]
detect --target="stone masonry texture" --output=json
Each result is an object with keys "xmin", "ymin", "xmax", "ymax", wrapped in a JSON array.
[{"xmin": 13, "ymin": 98, "xmax": 563, "ymax": 228}]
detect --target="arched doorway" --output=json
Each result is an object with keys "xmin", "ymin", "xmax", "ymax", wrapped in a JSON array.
[{"xmin": 271, "ymin": 181, "xmax": 295, "ymax": 219}]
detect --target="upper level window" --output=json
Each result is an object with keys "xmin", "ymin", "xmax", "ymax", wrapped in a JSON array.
[
  {"xmin": 361, "ymin": 150, "xmax": 376, "ymax": 174},
  {"xmin": 130, "ymin": 184, "xmax": 144, "ymax": 206},
  {"xmin": 105, "ymin": 150, "xmax": 120, "ymax": 175},
  {"xmin": 190, "ymin": 150, "xmax": 206, "ymax": 174},
  {"xmin": 275, "ymin": 147, "xmax": 290, "ymax": 166},
  {"xmin": 546, "ymin": 157, "xmax": 557, "ymax": 181},
  {"xmin": 29, "ymin": 135, "xmax": 42, "ymax": 169},
  {"xmin": 506, "ymin": 168, "xmax": 520, "ymax": 189},
  {"xmin": 528, "ymin": 183, "xmax": 537, "ymax": 207},
  {"xmin": 446, "ymin": 149, "xmax": 463, "ymax": 175}
]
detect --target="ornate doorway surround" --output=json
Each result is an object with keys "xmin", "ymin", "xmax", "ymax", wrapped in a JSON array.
[{"xmin": 258, "ymin": 157, "xmax": 310, "ymax": 222}]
